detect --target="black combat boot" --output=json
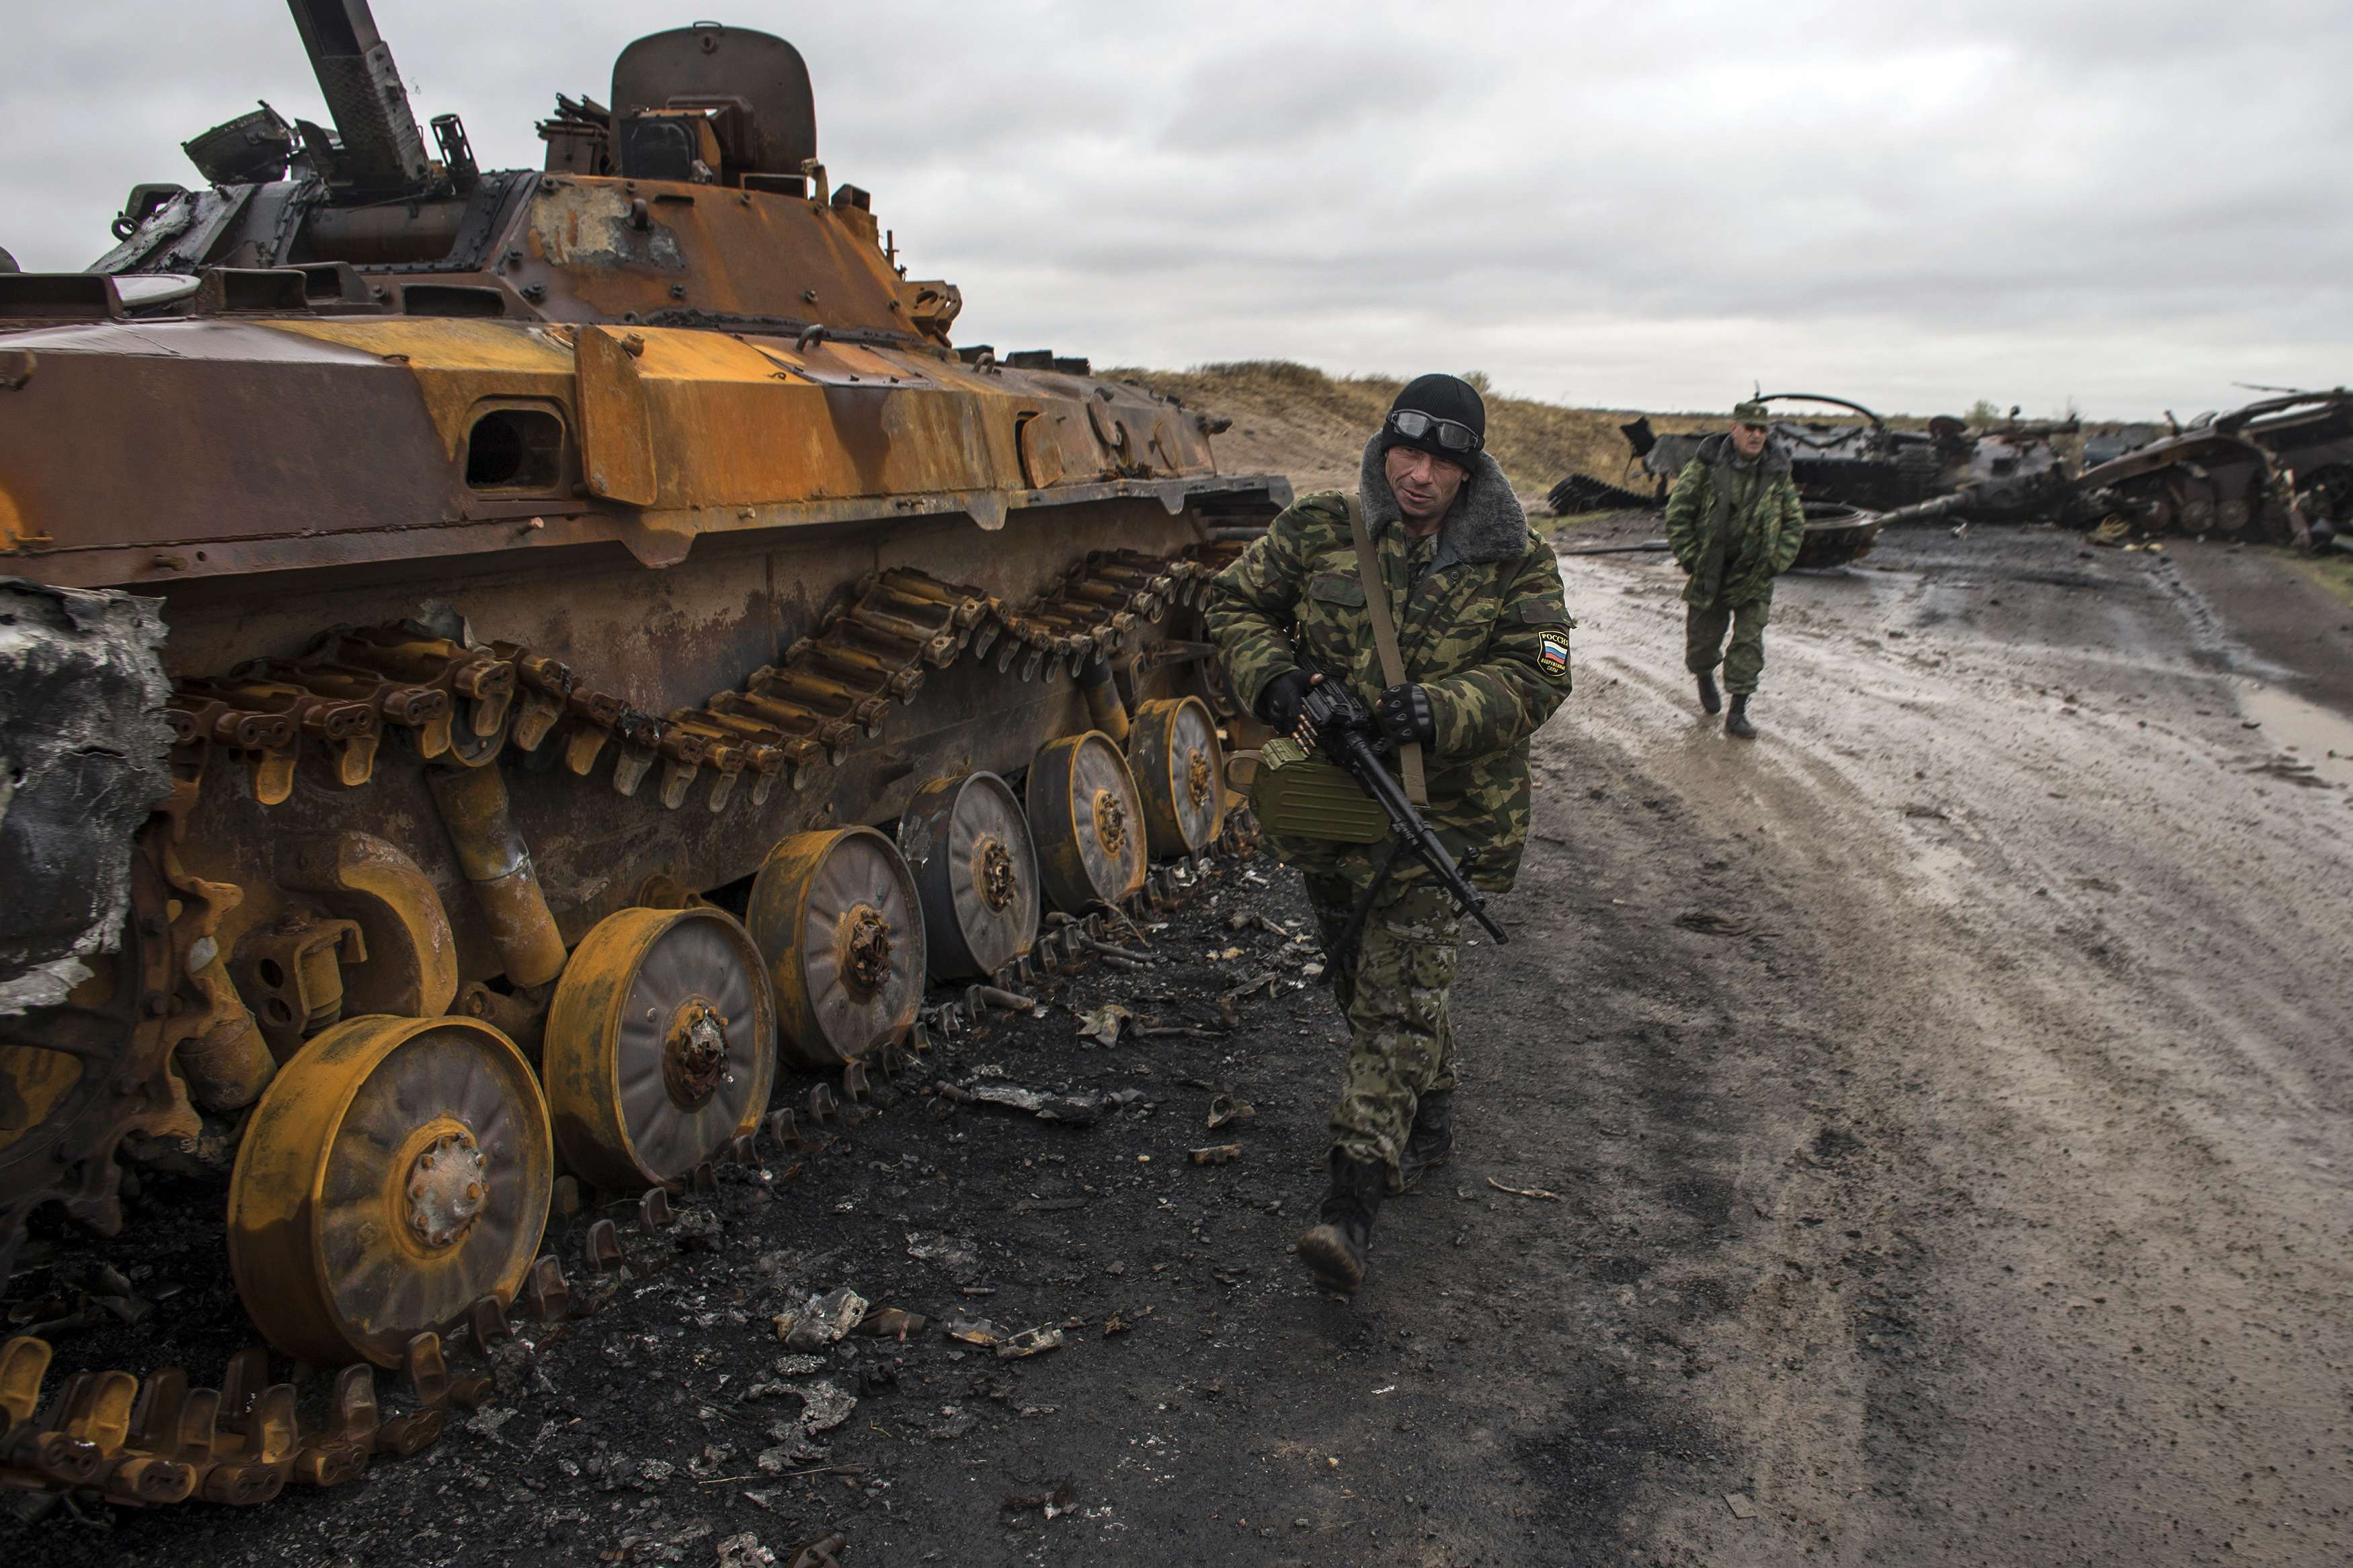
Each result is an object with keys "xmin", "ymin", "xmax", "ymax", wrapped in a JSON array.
[
  {"xmin": 1696, "ymin": 669, "xmax": 1722, "ymax": 715},
  {"xmin": 1398, "ymin": 1091, "xmax": 1454, "ymax": 1192},
  {"xmin": 1295, "ymin": 1155, "xmax": 1387, "ymax": 1293},
  {"xmin": 1725, "ymin": 694, "xmax": 1757, "ymax": 739}
]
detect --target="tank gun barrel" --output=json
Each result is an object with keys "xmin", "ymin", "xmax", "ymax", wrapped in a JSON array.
[
  {"xmin": 285, "ymin": 0, "xmax": 434, "ymax": 192},
  {"xmin": 1871, "ymin": 492, "xmax": 1976, "ymax": 528},
  {"xmin": 1559, "ymin": 540, "xmax": 1672, "ymax": 556}
]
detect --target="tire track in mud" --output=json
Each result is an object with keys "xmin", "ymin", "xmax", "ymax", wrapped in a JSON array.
[{"xmin": 1435, "ymin": 716, "xmax": 1890, "ymax": 1564}]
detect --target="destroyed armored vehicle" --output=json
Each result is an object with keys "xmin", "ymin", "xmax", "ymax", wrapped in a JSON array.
[
  {"xmin": 1550, "ymin": 394, "xmax": 2079, "ymax": 524},
  {"xmin": 1555, "ymin": 500, "xmax": 1881, "ymax": 572},
  {"xmin": 2070, "ymin": 388, "xmax": 2353, "ymax": 549},
  {"xmin": 0, "ymin": 1, "xmax": 1283, "ymax": 1502}
]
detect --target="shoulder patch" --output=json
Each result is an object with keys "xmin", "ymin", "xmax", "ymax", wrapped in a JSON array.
[{"xmin": 1537, "ymin": 628, "xmax": 1571, "ymax": 684}]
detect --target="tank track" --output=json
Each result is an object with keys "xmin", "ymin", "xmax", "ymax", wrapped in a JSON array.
[
  {"xmin": 1, "ymin": 538, "xmax": 1256, "ymax": 1511},
  {"xmin": 1545, "ymin": 472, "xmax": 1662, "ymax": 515},
  {"xmin": 162, "ymin": 544, "xmax": 1242, "ymax": 813}
]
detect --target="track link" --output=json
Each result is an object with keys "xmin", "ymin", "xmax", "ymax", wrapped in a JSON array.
[{"xmin": 161, "ymin": 542, "xmax": 1243, "ymax": 814}]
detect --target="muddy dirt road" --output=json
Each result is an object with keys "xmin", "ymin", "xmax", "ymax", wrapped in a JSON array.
[
  {"xmin": 1529, "ymin": 521, "xmax": 2353, "ymax": 1567},
  {"xmin": 7, "ymin": 522, "xmax": 2350, "ymax": 1567}
]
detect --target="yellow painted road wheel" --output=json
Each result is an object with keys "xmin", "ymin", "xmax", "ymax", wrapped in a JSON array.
[
  {"xmin": 1027, "ymin": 731, "xmax": 1148, "ymax": 913},
  {"xmin": 543, "ymin": 907, "xmax": 776, "ymax": 1190},
  {"xmin": 227, "ymin": 1016, "xmax": 551, "ymax": 1368},
  {"xmin": 898, "ymin": 771, "xmax": 1040, "ymax": 981},
  {"xmin": 748, "ymin": 828, "xmax": 924, "ymax": 1068},
  {"xmin": 1127, "ymin": 695, "xmax": 1227, "ymax": 858}
]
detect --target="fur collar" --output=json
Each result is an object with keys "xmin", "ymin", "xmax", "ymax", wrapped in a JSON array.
[
  {"xmin": 1357, "ymin": 436, "xmax": 1529, "ymax": 567},
  {"xmin": 1693, "ymin": 431, "xmax": 1794, "ymax": 477}
]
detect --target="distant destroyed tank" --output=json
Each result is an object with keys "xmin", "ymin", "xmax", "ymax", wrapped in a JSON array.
[
  {"xmin": 0, "ymin": 1, "xmax": 1285, "ymax": 1500},
  {"xmin": 1550, "ymin": 394, "xmax": 2081, "ymax": 524},
  {"xmin": 1556, "ymin": 500, "xmax": 1881, "ymax": 571},
  {"xmin": 2064, "ymin": 388, "xmax": 2353, "ymax": 550},
  {"xmin": 1552, "ymin": 389, "xmax": 2348, "ymax": 553}
]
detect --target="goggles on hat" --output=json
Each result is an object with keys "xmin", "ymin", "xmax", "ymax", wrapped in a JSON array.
[{"xmin": 1387, "ymin": 409, "xmax": 1482, "ymax": 454}]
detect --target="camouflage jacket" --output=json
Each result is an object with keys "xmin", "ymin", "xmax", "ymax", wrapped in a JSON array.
[
  {"xmin": 1203, "ymin": 438, "xmax": 1572, "ymax": 892},
  {"xmin": 1665, "ymin": 434, "xmax": 1807, "ymax": 608}
]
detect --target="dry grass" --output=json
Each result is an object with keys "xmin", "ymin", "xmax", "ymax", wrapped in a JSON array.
[
  {"xmin": 1112, "ymin": 360, "xmax": 1716, "ymax": 502},
  {"xmin": 1113, "ymin": 360, "xmax": 2139, "ymax": 516},
  {"xmin": 2287, "ymin": 546, "xmax": 2353, "ymax": 613}
]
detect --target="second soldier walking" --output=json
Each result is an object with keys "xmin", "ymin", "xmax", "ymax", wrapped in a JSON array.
[{"xmin": 1666, "ymin": 399, "xmax": 1808, "ymax": 738}]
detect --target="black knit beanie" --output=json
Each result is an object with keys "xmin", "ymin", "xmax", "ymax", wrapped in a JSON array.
[{"xmin": 1381, "ymin": 373, "xmax": 1487, "ymax": 472}]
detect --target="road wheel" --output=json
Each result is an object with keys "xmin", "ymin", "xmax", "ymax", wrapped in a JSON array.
[
  {"xmin": 748, "ymin": 828, "xmax": 924, "ymax": 1067},
  {"xmin": 227, "ymin": 1016, "xmax": 551, "ymax": 1368},
  {"xmin": 542, "ymin": 907, "xmax": 775, "ymax": 1190},
  {"xmin": 1127, "ymin": 696, "xmax": 1226, "ymax": 858},
  {"xmin": 898, "ymin": 772, "xmax": 1039, "ymax": 981},
  {"xmin": 1027, "ymin": 731, "xmax": 1147, "ymax": 913}
]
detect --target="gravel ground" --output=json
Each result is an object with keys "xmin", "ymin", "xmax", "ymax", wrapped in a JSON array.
[{"xmin": 6, "ymin": 520, "xmax": 2350, "ymax": 1567}]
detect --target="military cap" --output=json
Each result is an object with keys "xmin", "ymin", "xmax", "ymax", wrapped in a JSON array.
[{"xmin": 1732, "ymin": 400, "xmax": 1771, "ymax": 425}]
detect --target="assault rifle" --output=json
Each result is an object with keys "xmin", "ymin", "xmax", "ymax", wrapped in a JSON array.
[{"xmin": 1295, "ymin": 675, "xmax": 1509, "ymax": 963}]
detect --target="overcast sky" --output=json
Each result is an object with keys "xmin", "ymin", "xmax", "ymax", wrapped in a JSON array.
[{"xmin": 5, "ymin": 1, "xmax": 2346, "ymax": 419}]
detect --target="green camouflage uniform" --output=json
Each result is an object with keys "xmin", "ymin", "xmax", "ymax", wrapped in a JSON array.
[
  {"xmin": 1665, "ymin": 434, "xmax": 1807, "ymax": 694},
  {"xmin": 1203, "ymin": 440, "xmax": 1572, "ymax": 1183},
  {"xmin": 1302, "ymin": 876, "xmax": 1462, "ymax": 1184}
]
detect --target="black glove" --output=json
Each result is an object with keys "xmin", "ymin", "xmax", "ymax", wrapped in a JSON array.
[
  {"xmin": 1258, "ymin": 667, "xmax": 1316, "ymax": 732},
  {"xmin": 1375, "ymin": 682, "xmax": 1436, "ymax": 749}
]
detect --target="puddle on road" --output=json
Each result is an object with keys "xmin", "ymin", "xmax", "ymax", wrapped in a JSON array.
[{"xmin": 2237, "ymin": 684, "xmax": 2353, "ymax": 790}]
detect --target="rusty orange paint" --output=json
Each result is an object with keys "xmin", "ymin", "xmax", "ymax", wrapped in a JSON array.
[
  {"xmin": 541, "ymin": 905, "xmax": 776, "ymax": 1189},
  {"xmin": 225, "ymin": 1015, "xmax": 552, "ymax": 1367}
]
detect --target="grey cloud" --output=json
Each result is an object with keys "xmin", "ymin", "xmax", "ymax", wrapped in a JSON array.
[
  {"xmin": 1162, "ymin": 39, "xmax": 1445, "ymax": 151},
  {"xmin": 4, "ymin": 1, "xmax": 2350, "ymax": 417}
]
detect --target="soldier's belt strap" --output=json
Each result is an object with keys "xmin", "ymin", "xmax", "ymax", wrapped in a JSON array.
[{"xmin": 1343, "ymin": 491, "xmax": 1428, "ymax": 807}]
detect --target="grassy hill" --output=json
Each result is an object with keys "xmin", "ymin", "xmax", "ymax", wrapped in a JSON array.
[{"xmin": 1111, "ymin": 360, "xmax": 1718, "ymax": 503}]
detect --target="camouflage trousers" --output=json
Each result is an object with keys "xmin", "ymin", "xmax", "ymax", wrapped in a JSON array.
[
  {"xmin": 1685, "ymin": 589, "xmax": 1773, "ymax": 695},
  {"xmin": 1302, "ymin": 873, "xmax": 1463, "ymax": 1189}
]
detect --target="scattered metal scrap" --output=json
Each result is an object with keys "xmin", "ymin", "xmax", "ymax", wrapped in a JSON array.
[{"xmin": 1486, "ymin": 1177, "xmax": 1562, "ymax": 1202}]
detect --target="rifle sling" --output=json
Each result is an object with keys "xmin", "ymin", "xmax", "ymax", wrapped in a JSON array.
[{"xmin": 1342, "ymin": 492, "xmax": 1429, "ymax": 807}]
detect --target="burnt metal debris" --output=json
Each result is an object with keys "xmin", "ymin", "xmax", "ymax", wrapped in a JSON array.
[
  {"xmin": 1554, "ymin": 393, "xmax": 2083, "ymax": 524},
  {"xmin": 1551, "ymin": 388, "xmax": 2352, "ymax": 552},
  {"xmin": 1556, "ymin": 503, "xmax": 1880, "ymax": 571},
  {"xmin": 0, "ymin": 0, "xmax": 1291, "ymax": 1508},
  {"xmin": 2067, "ymin": 388, "xmax": 2353, "ymax": 551}
]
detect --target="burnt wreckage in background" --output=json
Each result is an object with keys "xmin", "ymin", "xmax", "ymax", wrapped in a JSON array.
[
  {"xmin": 1551, "ymin": 393, "xmax": 2078, "ymax": 523},
  {"xmin": 0, "ymin": 0, "xmax": 1284, "ymax": 1509},
  {"xmin": 1551, "ymin": 390, "xmax": 2353, "ymax": 552},
  {"xmin": 2067, "ymin": 389, "xmax": 2353, "ymax": 552}
]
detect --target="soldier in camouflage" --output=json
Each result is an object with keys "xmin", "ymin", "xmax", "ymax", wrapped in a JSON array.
[
  {"xmin": 1203, "ymin": 374, "xmax": 1573, "ymax": 1293},
  {"xmin": 1665, "ymin": 399, "xmax": 1808, "ymax": 738}
]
